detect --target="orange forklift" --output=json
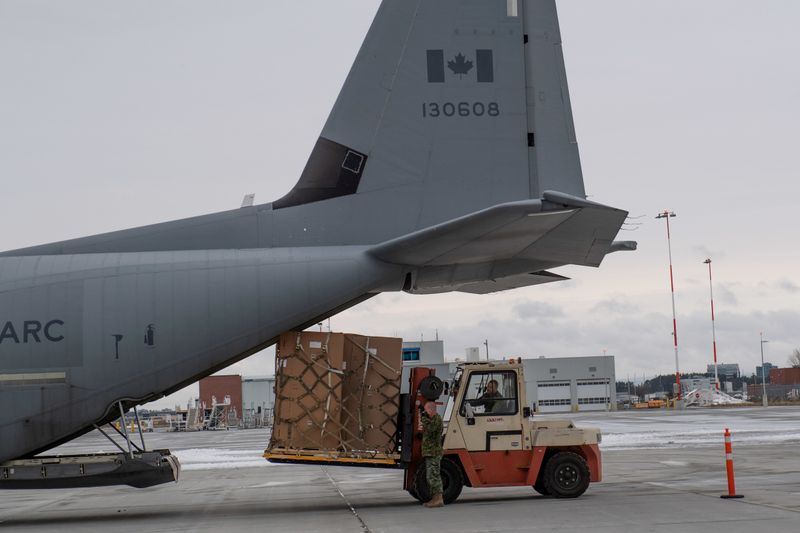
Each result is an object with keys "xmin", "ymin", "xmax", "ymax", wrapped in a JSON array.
[
  {"xmin": 402, "ymin": 361, "xmax": 602, "ymax": 503},
  {"xmin": 267, "ymin": 359, "xmax": 602, "ymax": 504}
]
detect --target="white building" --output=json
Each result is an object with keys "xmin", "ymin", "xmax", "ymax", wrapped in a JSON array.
[
  {"xmin": 523, "ymin": 356, "xmax": 616, "ymax": 413},
  {"xmin": 401, "ymin": 340, "xmax": 445, "ymax": 366},
  {"xmin": 682, "ymin": 377, "xmax": 713, "ymax": 392},
  {"xmin": 400, "ymin": 341, "xmax": 453, "ymax": 396},
  {"xmin": 242, "ymin": 376, "xmax": 275, "ymax": 426},
  {"xmin": 617, "ymin": 393, "xmax": 640, "ymax": 405}
]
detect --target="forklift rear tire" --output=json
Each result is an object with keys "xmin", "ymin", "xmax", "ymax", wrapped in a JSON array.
[
  {"xmin": 413, "ymin": 457, "xmax": 464, "ymax": 505},
  {"xmin": 541, "ymin": 452, "xmax": 590, "ymax": 499},
  {"xmin": 532, "ymin": 480, "xmax": 550, "ymax": 496}
]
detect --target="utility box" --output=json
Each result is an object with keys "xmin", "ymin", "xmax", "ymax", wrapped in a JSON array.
[
  {"xmin": 268, "ymin": 331, "xmax": 402, "ymax": 460},
  {"xmin": 465, "ymin": 347, "xmax": 480, "ymax": 362}
]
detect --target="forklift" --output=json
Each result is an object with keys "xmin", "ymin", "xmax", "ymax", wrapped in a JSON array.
[
  {"xmin": 402, "ymin": 360, "xmax": 601, "ymax": 503},
  {"xmin": 267, "ymin": 358, "xmax": 602, "ymax": 504}
]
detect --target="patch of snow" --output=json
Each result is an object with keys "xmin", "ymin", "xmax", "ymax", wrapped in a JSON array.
[
  {"xmin": 245, "ymin": 481, "xmax": 293, "ymax": 488},
  {"xmin": 173, "ymin": 448, "xmax": 276, "ymax": 471},
  {"xmin": 659, "ymin": 460, "xmax": 689, "ymax": 467},
  {"xmin": 570, "ymin": 409, "xmax": 800, "ymax": 451}
]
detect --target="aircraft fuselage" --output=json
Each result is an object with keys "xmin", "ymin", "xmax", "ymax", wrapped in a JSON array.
[{"xmin": 0, "ymin": 247, "xmax": 400, "ymax": 462}]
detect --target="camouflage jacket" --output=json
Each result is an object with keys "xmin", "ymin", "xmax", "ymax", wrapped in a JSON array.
[{"xmin": 421, "ymin": 412, "xmax": 443, "ymax": 457}]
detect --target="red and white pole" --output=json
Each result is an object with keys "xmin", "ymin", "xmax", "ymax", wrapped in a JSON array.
[
  {"xmin": 705, "ymin": 258, "xmax": 720, "ymax": 390},
  {"xmin": 721, "ymin": 428, "xmax": 744, "ymax": 499},
  {"xmin": 656, "ymin": 211, "xmax": 681, "ymax": 402}
]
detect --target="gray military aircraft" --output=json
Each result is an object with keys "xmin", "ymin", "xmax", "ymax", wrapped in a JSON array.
[{"xmin": 0, "ymin": 0, "xmax": 634, "ymax": 476}]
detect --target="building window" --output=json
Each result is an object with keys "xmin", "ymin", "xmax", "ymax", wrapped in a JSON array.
[
  {"xmin": 589, "ymin": 366, "xmax": 597, "ymax": 372},
  {"xmin": 537, "ymin": 382, "xmax": 570, "ymax": 388},
  {"xmin": 402, "ymin": 348, "xmax": 420, "ymax": 362},
  {"xmin": 539, "ymin": 399, "xmax": 572, "ymax": 406},
  {"xmin": 579, "ymin": 379, "xmax": 609, "ymax": 385},
  {"xmin": 549, "ymin": 368, "xmax": 558, "ymax": 374},
  {"xmin": 578, "ymin": 397, "xmax": 610, "ymax": 405}
]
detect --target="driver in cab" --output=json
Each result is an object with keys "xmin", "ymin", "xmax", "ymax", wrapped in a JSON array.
[{"xmin": 472, "ymin": 379, "xmax": 502, "ymax": 413}]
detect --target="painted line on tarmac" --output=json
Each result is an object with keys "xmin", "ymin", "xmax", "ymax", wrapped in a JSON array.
[{"xmin": 323, "ymin": 467, "xmax": 371, "ymax": 533}]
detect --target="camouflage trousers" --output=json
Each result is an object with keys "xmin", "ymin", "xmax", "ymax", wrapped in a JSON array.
[{"xmin": 425, "ymin": 456, "xmax": 443, "ymax": 495}]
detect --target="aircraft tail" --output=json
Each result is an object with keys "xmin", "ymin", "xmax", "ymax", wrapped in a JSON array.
[
  {"xmin": 2, "ymin": 0, "xmax": 603, "ymax": 257},
  {"xmin": 274, "ymin": 0, "xmax": 586, "ymax": 233}
]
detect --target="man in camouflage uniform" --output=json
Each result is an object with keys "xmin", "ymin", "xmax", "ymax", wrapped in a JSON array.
[{"xmin": 421, "ymin": 400, "xmax": 444, "ymax": 508}]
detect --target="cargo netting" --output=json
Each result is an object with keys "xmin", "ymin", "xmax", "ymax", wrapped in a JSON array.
[{"xmin": 268, "ymin": 332, "xmax": 402, "ymax": 460}]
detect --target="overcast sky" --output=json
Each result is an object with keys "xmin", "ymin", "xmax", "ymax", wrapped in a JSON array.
[{"xmin": 1, "ymin": 1, "xmax": 798, "ymax": 409}]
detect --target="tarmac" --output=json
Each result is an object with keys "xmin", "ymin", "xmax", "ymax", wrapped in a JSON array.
[{"xmin": 1, "ymin": 406, "xmax": 798, "ymax": 532}]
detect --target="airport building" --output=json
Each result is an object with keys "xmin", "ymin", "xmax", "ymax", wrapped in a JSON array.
[
  {"xmin": 199, "ymin": 375, "xmax": 242, "ymax": 423},
  {"xmin": 401, "ymin": 340, "xmax": 445, "ymax": 366},
  {"xmin": 616, "ymin": 393, "xmax": 640, "ymax": 405},
  {"xmin": 756, "ymin": 363, "xmax": 777, "ymax": 382},
  {"xmin": 523, "ymin": 356, "xmax": 616, "ymax": 413},
  {"xmin": 242, "ymin": 377, "xmax": 275, "ymax": 427},
  {"xmin": 770, "ymin": 367, "xmax": 800, "ymax": 385},
  {"xmin": 198, "ymin": 375, "xmax": 275, "ymax": 427},
  {"xmin": 709, "ymin": 363, "xmax": 741, "ymax": 379},
  {"xmin": 745, "ymin": 368, "xmax": 800, "ymax": 402},
  {"xmin": 682, "ymin": 377, "xmax": 714, "ymax": 392}
]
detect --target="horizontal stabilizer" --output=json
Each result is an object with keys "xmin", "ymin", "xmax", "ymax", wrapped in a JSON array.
[
  {"xmin": 368, "ymin": 197, "xmax": 628, "ymax": 269},
  {"xmin": 369, "ymin": 200, "xmax": 573, "ymax": 267}
]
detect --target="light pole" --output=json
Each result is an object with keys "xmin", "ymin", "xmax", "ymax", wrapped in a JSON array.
[
  {"xmin": 484, "ymin": 339, "xmax": 490, "ymax": 361},
  {"xmin": 656, "ymin": 211, "xmax": 681, "ymax": 402},
  {"xmin": 760, "ymin": 332, "xmax": 769, "ymax": 407},
  {"xmin": 704, "ymin": 259, "xmax": 720, "ymax": 390}
]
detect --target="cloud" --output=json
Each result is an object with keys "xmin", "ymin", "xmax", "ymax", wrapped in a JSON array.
[
  {"xmin": 691, "ymin": 245, "xmax": 726, "ymax": 260},
  {"xmin": 591, "ymin": 298, "xmax": 640, "ymax": 315},
  {"xmin": 512, "ymin": 301, "xmax": 565, "ymax": 320},
  {"xmin": 716, "ymin": 284, "xmax": 739, "ymax": 306},
  {"xmin": 778, "ymin": 280, "xmax": 800, "ymax": 293},
  {"xmin": 757, "ymin": 279, "xmax": 800, "ymax": 295}
]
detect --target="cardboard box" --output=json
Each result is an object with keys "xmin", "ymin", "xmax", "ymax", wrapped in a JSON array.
[
  {"xmin": 271, "ymin": 331, "xmax": 345, "ymax": 451},
  {"xmin": 269, "ymin": 331, "xmax": 402, "ymax": 456},
  {"xmin": 340, "ymin": 334, "xmax": 402, "ymax": 453}
]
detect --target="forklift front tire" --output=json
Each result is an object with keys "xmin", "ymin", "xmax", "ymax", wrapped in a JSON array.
[
  {"xmin": 413, "ymin": 457, "xmax": 464, "ymax": 505},
  {"xmin": 407, "ymin": 486, "xmax": 422, "ymax": 502}
]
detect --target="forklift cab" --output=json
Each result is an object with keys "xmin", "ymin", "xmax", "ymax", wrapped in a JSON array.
[{"xmin": 443, "ymin": 362, "xmax": 531, "ymax": 452}]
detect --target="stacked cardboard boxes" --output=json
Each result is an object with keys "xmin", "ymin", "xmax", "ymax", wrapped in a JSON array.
[{"xmin": 269, "ymin": 331, "xmax": 402, "ymax": 458}]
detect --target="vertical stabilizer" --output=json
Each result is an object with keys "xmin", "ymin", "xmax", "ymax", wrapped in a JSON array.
[
  {"xmin": 275, "ymin": 0, "xmax": 587, "ymax": 236},
  {"xmin": 2, "ymin": 0, "xmax": 594, "ymax": 257},
  {"xmin": 276, "ymin": 1, "xmax": 522, "ymax": 230},
  {"xmin": 522, "ymin": 0, "xmax": 585, "ymax": 198}
]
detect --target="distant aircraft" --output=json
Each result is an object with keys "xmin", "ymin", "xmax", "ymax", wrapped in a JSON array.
[{"xmin": 0, "ymin": 0, "xmax": 634, "ymax": 464}]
